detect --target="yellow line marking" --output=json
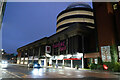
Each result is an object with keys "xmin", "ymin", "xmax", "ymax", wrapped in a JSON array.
[
  {"xmin": 17, "ymin": 72, "xmax": 27, "ymax": 75},
  {"xmin": 4, "ymin": 70, "xmax": 22, "ymax": 78}
]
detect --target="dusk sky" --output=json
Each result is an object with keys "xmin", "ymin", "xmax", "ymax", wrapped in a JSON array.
[{"xmin": 2, "ymin": 2, "xmax": 92, "ymax": 54}]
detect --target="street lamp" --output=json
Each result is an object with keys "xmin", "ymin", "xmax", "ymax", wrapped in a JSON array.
[
  {"xmin": 0, "ymin": 49, "xmax": 4, "ymax": 61},
  {"xmin": 1, "ymin": 49, "xmax": 4, "ymax": 54}
]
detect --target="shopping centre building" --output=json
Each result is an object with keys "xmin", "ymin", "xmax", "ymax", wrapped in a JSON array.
[{"xmin": 17, "ymin": 2, "xmax": 120, "ymax": 68}]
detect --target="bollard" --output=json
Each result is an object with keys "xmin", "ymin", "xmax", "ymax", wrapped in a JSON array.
[{"xmin": 75, "ymin": 65, "xmax": 79, "ymax": 70}]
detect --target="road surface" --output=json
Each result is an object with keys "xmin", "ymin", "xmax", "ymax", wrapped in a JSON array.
[{"xmin": 0, "ymin": 63, "xmax": 120, "ymax": 80}]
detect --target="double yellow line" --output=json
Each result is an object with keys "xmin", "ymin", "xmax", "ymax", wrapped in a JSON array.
[{"xmin": 4, "ymin": 70, "xmax": 28, "ymax": 78}]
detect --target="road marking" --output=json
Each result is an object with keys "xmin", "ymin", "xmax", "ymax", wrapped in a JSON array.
[
  {"xmin": 3, "ymin": 70, "xmax": 22, "ymax": 78},
  {"xmin": 5, "ymin": 70, "xmax": 30, "ymax": 78},
  {"xmin": 17, "ymin": 72, "xmax": 27, "ymax": 76}
]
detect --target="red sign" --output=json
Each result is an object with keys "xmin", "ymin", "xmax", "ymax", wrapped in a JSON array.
[{"xmin": 63, "ymin": 58, "xmax": 81, "ymax": 60}]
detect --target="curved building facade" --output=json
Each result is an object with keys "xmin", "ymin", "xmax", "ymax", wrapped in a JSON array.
[
  {"xmin": 17, "ymin": 3, "xmax": 98, "ymax": 69},
  {"xmin": 56, "ymin": 3, "xmax": 94, "ymax": 32}
]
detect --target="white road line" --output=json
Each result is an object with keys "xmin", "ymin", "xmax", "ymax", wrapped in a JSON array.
[{"xmin": 3, "ymin": 70, "xmax": 22, "ymax": 78}]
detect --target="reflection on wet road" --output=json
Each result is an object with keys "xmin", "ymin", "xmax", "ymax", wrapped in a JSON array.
[{"xmin": 1, "ymin": 64, "xmax": 120, "ymax": 79}]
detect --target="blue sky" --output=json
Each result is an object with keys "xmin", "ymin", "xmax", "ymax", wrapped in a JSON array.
[{"xmin": 2, "ymin": 2, "xmax": 92, "ymax": 54}]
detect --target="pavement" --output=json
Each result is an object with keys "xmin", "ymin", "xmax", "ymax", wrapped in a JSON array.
[{"xmin": 0, "ymin": 63, "xmax": 120, "ymax": 80}]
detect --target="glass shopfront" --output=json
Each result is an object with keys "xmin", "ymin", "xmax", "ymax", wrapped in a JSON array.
[
  {"xmin": 58, "ymin": 60, "xmax": 62, "ymax": 66},
  {"xmin": 52, "ymin": 60, "xmax": 56, "ymax": 65},
  {"xmin": 64, "ymin": 60, "xmax": 71, "ymax": 67},
  {"xmin": 73, "ymin": 60, "xmax": 82, "ymax": 68}
]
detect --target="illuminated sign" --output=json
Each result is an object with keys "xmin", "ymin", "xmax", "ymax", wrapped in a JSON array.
[
  {"xmin": 101, "ymin": 46, "xmax": 111, "ymax": 62},
  {"xmin": 63, "ymin": 58, "xmax": 81, "ymax": 60},
  {"xmin": 52, "ymin": 41, "xmax": 66, "ymax": 51}
]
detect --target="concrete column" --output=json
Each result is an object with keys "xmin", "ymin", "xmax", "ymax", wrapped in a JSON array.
[
  {"xmin": 27, "ymin": 50, "xmax": 29, "ymax": 64},
  {"xmin": 19, "ymin": 57, "xmax": 21, "ymax": 64},
  {"xmin": 23, "ymin": 51, "xmax": 25, "ymax": 64},
  {"xmin": 56, "ymin": 59, "xmax": 58, "ymax": 64},
  {"xmin": 32, "ymin": 49, "xmax": 35, "ymax": 63},
  {"xmin": 63, "ymin": 60, "xmax": 64, "ymax": 65},
  {"xmin": 38, "ymin": 47, "xmax": 41, "ymax": 63},
  {"xmin": 24, "ymin": 50, "xmax": 28, "ymax": 65},
  {"xmin": 49, "ymin": 58, "xmax": 52, "ymax": 66},
  {"xmin": 39, "ymin": 59, "xmax": 41, "ymax": 65},
  {"xmin": 71, "ymin": 60, "xmax": 73, "ymax": 68},
  {"xmin": 82, "ymin": 36, "xmax": 84, "ymax": 69},
  {"xmin": 82, "ymin": 57, "xmax": 84, "ymax": 69},
  {"xmin": 19, "ymin": 52, "xmax": 22, "ymax": 64},
  {"xmin": 44, "ymin": 59, "xmax": 47, "ymax": 67},
  {"xmin": 52, "ymin": 41, "xmax": 54, "ymax": 56},
  {"xmin": 58, "ymin": 40, "xmax": 60, "ymax": 55},
  {"xmin": 20, "ymin": 58, "xmax": 21, "ymax": 64},
  {"xmin": 45, "ymin": 52, "xmax": 47, "ymax": 67},
  {"xmin": 17, "ymin": 57, "xmax": 20, "ymax": 64},
  {"xmin": 22, "ymin": 51, "xmax": 24, "ymax": 64},
  {"xmin": 66, "ymin": 38, "xmax": 68, "ymax": 55}
]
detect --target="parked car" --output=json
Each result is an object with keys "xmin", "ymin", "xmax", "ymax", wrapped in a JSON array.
[
  {"xmin": 1, "ymin": 60, "xmax": 8, "ymax": 64},
  {"xmin": 33, "ymin": 63, "xmax": 41, "ymax": 68},
  {"xmin": 28, "ymin": 62, "xmax": 41, "ymax": 68}
]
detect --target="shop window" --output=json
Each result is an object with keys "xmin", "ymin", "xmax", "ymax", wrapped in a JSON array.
[
  {"xmin": 58, "ymin": 60, "xmax": 62, "ymax": 66},
  {"xmin": 73, "ymin": 60, "xmax": 82, "ymax": 68},
  {"xmin": 64, "ymin": 60, "xmax": 71, "ymax": 67},
  {"xmin": 52, "ymin": 60, "xmax": 56, "ymax": 66}
]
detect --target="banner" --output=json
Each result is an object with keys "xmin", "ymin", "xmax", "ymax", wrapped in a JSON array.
[{"xmin": 101, "ymin": 46, "xmax": 111, "ymax": 62}]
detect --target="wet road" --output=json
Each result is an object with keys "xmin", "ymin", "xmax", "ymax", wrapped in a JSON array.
[{"xmin": 1, "ymin": 64, "xmax": 120, "ymax": 80}]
